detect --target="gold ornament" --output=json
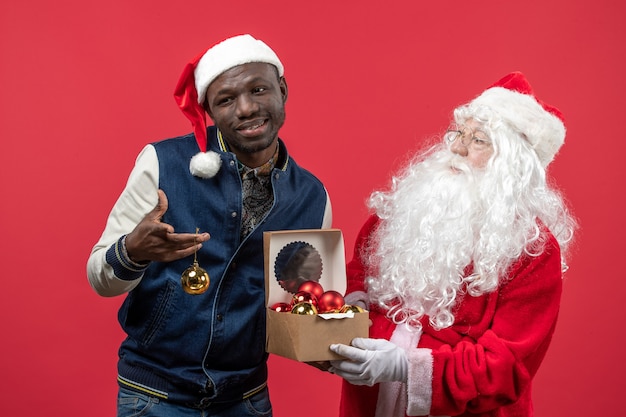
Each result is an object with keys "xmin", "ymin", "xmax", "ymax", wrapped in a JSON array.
[
  {"xmin": 181, "ymin": 228, "xmax": 210, "ymax": 295},
  {"xmin": 290, "ymin": 302, "xmax": 318, "ymax": 315},
  {"xmin": 340, "ymin": 304, "xmax": 365, "ymax": 314}
]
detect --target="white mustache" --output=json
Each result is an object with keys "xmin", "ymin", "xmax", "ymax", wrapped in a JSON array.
[{"xmin": 439, "ymin": 151, "xmax": 473, "ymax": 175}]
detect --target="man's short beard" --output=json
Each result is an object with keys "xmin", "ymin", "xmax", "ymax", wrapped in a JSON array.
[
  {"xmin": 229, "ymin": 113, "xmax": 285, "ymax": 156},
  {"xmin": 365, "ymin": 146, "xmax": 519, "ymax": 330}
]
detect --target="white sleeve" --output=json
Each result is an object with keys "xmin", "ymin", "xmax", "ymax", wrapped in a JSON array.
[
  {"xmin": 86, "ymin": 145, "xmax": 160, "ymax": 297},
  {"xmin": 322, "ymin": 189, "xmax": 333, "ymax": 229}
]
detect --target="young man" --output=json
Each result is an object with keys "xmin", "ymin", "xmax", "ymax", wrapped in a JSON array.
[
  {"xmin": 329, "ymin": 72, "xmax": 576, "ymax": 417},
  {"xmin": 87, "ymin": 34, "xmax": 331, "ymax": 416}
]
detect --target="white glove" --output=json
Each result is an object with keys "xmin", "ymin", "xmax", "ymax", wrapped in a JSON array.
[{"xmin": 328, "ymin": 338, "xmax": 407, "ymax": 386}]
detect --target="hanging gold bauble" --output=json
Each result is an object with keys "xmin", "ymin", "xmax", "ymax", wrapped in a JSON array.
[{"xmin": 181, "ymin": 261, "xmax": 210, "ymax": 295}]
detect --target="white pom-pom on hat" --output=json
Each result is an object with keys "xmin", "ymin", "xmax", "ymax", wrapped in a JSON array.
[
  {"xmin": 173, "ymin": 34, "xmax": 284, "ymax": 178},
  {"xmin": 469, "ymin": 72, "xmax": 566, "ymax": 168},
  {"xmin": 190, "ymin": 151, "xmax": 222, "ymax": 178}
]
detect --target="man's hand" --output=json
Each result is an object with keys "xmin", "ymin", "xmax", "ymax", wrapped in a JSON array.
[
  {"xmin": 125, "ymin": 190, "xmax": 210, "ymax": 263},
  {"xmin": 328, "ymin": 338, "xmax": 407, "ymax": 386},
  {"xmin": 305, "ymin": 361, "xmax": 332, "ymax": 372}
]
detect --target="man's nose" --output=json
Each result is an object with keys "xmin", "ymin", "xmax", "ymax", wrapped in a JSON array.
[{"xmin": 235, "ymin": 94, "xmax": 259, "ymax": 117}]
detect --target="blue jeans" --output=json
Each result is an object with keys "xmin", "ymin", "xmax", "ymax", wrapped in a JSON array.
[{"xmin": 117, "ymin": 386, "xmax": 272, "ymax": 417}]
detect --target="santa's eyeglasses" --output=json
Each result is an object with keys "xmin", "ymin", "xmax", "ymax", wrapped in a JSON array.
[{"xmin": 444, "ymin": 126, "xmax": 492, "ymax": 150}]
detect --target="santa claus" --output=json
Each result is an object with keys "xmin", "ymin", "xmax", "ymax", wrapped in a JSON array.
[{"xmin": 328, "ymin": 72, "xmax": 577, "ymax": 417}]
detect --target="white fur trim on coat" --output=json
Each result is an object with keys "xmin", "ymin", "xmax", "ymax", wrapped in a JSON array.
[
  {"xmin": 375, "ymin": 325, "xmax": 424, "ymax": 417},
  {"xmin": 406, "ymin": 348, "xmax": 434, "ymax": 416}
]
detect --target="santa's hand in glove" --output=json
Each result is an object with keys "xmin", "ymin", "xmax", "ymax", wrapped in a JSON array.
[{"xmin": 328, "ymin": 338, "xmax": 408, "ymax": 386}]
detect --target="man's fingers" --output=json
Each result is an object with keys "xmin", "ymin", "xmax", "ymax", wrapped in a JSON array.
[
  {"xmin": 148, "ymin": 189, "xmax": 169, "ymax": 222},
  {"xmin": 155, "ymin": 232, "xmax": 210, "ymax": 262},
  {"xmin": 162, "ymin": 243, "xmax": 203, "ymax": 262},
  {"xmin": 160, "ymin": 232, "xmax": 208, "ymax": 250},
  {"xmin": 305, "ymin": 361, "xmax": 332, "ymax": 372}
]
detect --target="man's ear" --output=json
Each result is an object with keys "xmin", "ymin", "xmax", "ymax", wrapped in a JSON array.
[
  {"xmin": 279, "ymin": 76, "xmax": 288, "ymax": 104},
  {"xmin": 203, "ymin": 101, "xmax": 215, "ymax": 121}
]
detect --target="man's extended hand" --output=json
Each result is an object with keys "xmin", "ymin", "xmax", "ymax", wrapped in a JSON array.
[
  {"xmin": 328, "ymin": 338, "xmax": 407, "ymax": 386},
  {"xmin": 125, "ymin": 190, "xmax": 210, "ymax": 263}
]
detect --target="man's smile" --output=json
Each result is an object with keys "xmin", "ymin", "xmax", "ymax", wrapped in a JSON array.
[{"xmin": 236, "ymin": 119, "xmax": 268, "ymax": 136}]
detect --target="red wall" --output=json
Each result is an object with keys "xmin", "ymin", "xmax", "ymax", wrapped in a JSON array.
[{"xmin": 1, "ymin": 1, "xmax": 623, "ymax": 416}]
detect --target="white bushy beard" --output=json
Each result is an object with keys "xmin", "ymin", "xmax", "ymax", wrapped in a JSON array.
[{"xmin": 366, "ymin": 145, "xmax": 529, "ymax": 330}]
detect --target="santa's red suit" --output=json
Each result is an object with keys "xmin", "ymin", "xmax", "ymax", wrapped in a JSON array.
[{"xmin": 339, "ymin": 214, "xmax": 563, "ymax": 417}]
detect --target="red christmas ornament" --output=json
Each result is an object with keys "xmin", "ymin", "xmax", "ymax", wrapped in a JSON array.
[
  {"xmin": 291, "ymin": 290, "xmax": 318, "ymax": 308},
  {"xmin": 317, "ymin": 290, "xmax": 345, "ymax": 313},
  {"xmin": 270, "ymin": 302, "xmax": 292, "ymax": 313},
  {"xmin": 297, "ymin": 280, "xmax": 324, "ymax": 300}
]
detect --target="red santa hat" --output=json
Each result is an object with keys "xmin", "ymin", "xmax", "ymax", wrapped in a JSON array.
[
  {"xmin": 470, "ymin": 72, "xmax": 566, "ymax": 167},
  {"xmin": 173, "ymin": 34, "xmax": 284, "ymax": 178}
]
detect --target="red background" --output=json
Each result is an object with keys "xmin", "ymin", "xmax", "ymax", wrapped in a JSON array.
[{"xmin": 1, "ymin": 1, "xmax": 623, "ymax": 416}]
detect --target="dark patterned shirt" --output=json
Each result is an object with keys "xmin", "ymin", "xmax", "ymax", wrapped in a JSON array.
[{"xmin": 238, "ymin": 144, "xmax": 279, "ymax": 240}]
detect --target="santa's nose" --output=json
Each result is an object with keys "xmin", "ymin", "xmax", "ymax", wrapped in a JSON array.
[{"xmin": 450, "ymin": 137, "xmax": 468, "ymax": 156}]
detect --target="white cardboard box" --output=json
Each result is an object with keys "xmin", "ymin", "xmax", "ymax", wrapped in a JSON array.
[{"xmin": 263, "ymin": 229, "xmax": 369, "ymax": 362}]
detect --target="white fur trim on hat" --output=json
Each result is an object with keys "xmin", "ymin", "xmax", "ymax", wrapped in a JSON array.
[
  {"xmin": 471, "ymin": 87, "xmax": 566, "ymax": 167},
  {"xmin": 194, "ymin": 34, "xmax": 284, "ymax": 105},
  {"xmin": 189, "ymin": 151, "xmax": 222, "ymax": 178}
]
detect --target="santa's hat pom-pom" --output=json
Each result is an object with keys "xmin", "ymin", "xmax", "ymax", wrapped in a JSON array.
[{"xmin": 190, "ymin": 151, "xmax": 222, "ymax": 178}]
